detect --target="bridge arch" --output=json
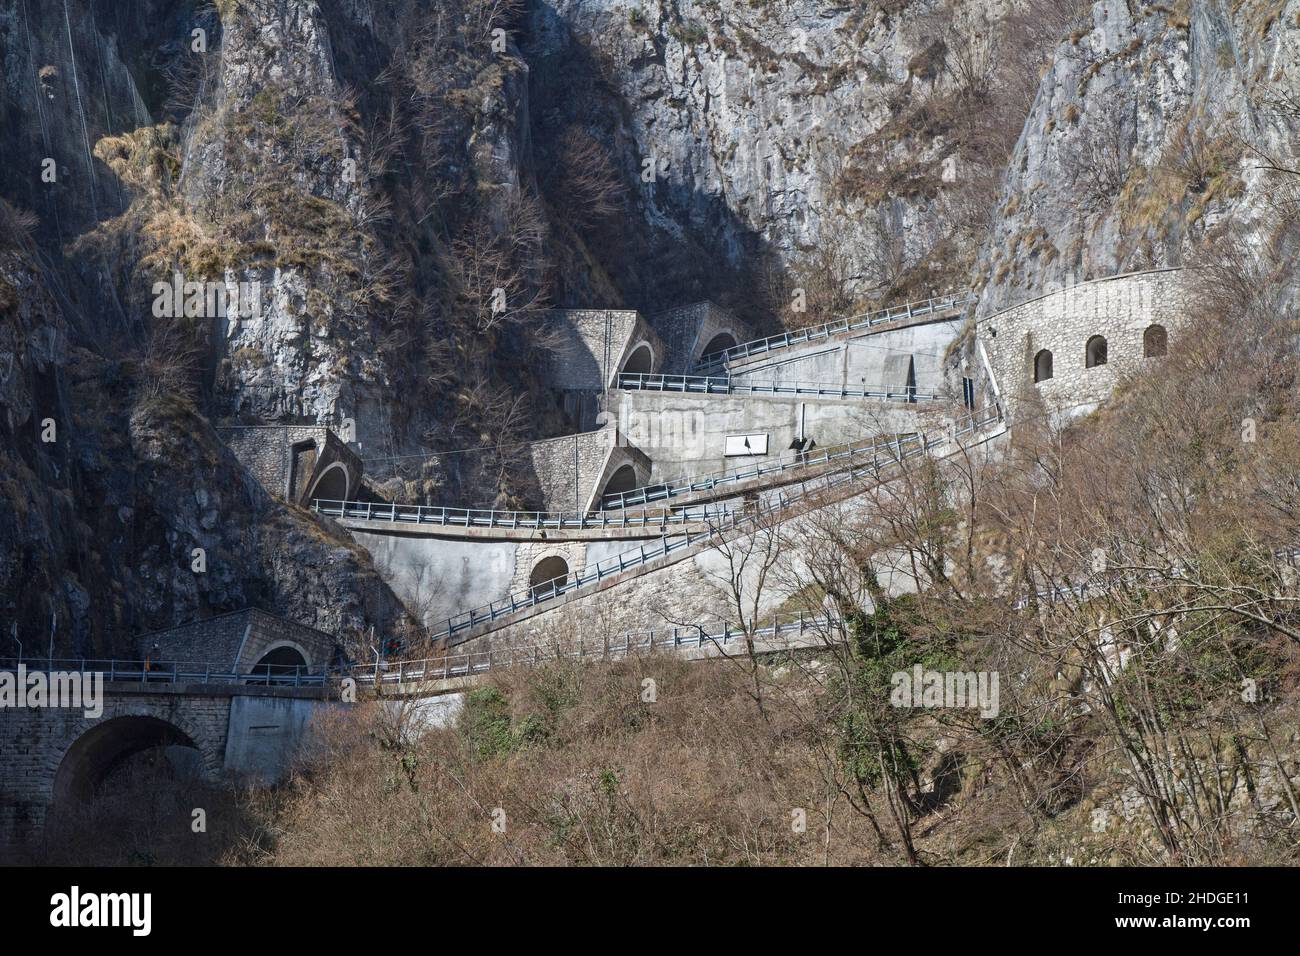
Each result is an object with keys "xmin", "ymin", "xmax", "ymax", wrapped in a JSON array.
[
  {"xmin": 52, "ymin": 715, "xmax": 202, "ymax": 807},
  {"xmin": 307, "ymin": 461, "xmax": 349, "ymax": 502},
  {"xmin": 622, "ymin": 342, "xmax": 655, "ymax": 376},
  {"xmin": 529, "ymin": 555, "xmax": 570, "ymax": 599}
]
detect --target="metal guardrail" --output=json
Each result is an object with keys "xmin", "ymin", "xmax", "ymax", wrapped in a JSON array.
[
  {"xmin": 2, "ymin": 613, "xmax": 841, "ymax": 689},
  {"xmin": 694, "ymin": 292, "xmax": 975, "ymax": 371},
  {"xmin": 1010, "ymin": 548, "xmax": 1300, "ymax": 611},
  {"xmin": 433, "ymin": 407, "xmax": 1004, "ymax": 639},
  {"xmin": 311, "ymin": 499, "xmax": 738, "ymax": 530},
  {"xmin": 350, "ymin": 612, "xmax": 838, "ymax": 685},
  {"xmin": 617, "ymin": 372, "xmax": 940, "ymax": 402},
  {"xmin": 5, "ymin": 411, "xmax": 1010, "ymax": 688},
  {"xmin": 601, "ymin": 432, "xmax": 912, "ymax": 510},
  {"xmin": 0, "ymin": 657, "xmax": 329, "ymax": 686}
]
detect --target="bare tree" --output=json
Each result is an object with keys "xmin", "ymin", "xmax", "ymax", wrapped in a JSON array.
[{"xmin": 1068, "ymin": 91, "xmax": 1137, "ymax": 211}]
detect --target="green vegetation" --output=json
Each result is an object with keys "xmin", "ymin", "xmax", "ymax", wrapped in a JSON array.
[{"xmin": 668, "ymin": 20, "xmax": 709, "ymax": 45}]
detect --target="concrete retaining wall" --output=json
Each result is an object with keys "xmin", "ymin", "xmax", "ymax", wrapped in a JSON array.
[
  {"xmin": 465, "ymin": 441, "xmax": 1010, "ymax": 651},
  {"xmin": 224, "ymin": 694, "xmax": 338, "ymax": 784},
  {"xmin": 726, "ymin": 316, "xmax": 966, "ymax": 395},
  {"xmin": 605, "ymin": 389, "xmax": 942, "ymax": 482}
]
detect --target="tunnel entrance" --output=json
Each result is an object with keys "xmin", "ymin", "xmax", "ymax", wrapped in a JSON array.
[
  {"xmin": 249, "ymin": 645, "xmax": 308, "ymax": 682},
  {"xmin": 529, "ymin": 556, "xmax": 570, "ymax": 600},
  {"xmin": 622, "ymin": 344, "xmax": 654, "ymax": 376},
  {"xmin": 700, "ymin": 332, "xmax": 737, "ymax": 360},
  {"xmin": 600, "ymin": 464, "xmax": 639, "ymax": 502},
  {"xmin": 309, "ymin": 464, "xmax": 348, "ymax": 503}
]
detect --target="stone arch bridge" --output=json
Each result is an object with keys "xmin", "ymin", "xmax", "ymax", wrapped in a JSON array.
[{"xmin": 0, "ymin": 678, "xmax": 334, "ymax": 852}]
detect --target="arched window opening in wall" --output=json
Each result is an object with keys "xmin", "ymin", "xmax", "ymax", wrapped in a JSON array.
[
  {"xmin": 1143, "ymin": 324, "xmax": 1167, "ymax": 358},
  {"xmin": 1033, "ymin": 349, "xmax": 1053, "ymax": 383},
  {"xmin": 1085, "ymin": 335, "xmax": 1108, "ymax": 368},
  {"xmin": 622, "ymin": 344, "xmax": 653, "ymax": 376},
  {"xmin": 529, "ymin": 556, "xmax": 570, "ymax": 601}
]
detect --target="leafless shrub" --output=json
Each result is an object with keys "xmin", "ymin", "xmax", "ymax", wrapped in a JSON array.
[
  {"xmin": 0, "ymin": 200, "xmax": 38, "ymax": 252},
  {"xmin": 1067, "ymin": 92, "xmax": 1136, "ymax": 210},
  {"xmin": 447, "ymin": 192, "xmax": 551, "ymax": 334},
  {"xmin": 136, "ymin": 318, "xmax": 201, "ymax": 405},
  {"xmin": 543, "ymin": 127, "xmax": 625, "ymax": 230}
]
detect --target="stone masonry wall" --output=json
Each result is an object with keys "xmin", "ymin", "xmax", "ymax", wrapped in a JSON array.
[
  {"xmin": 137, "ymin": 608, "xmax": 340, "ymax": 672},
  {"xmin": 526, "ymin": 430, "xmax": 616, "ymax": 512},
  {"xmin": 546, "ymin": 309, "xmax": 654, "ymax": 390},
  {"xmin": 508, "ymin": 542, "xmax": 590, "ymax": 597},
  {"xmin": 978, "ymin": 269, "xmax": 1186, "ymax": 420},
  {"xmin": 136, "ymin": 610, "xmax": 250, "ymax": 667},
  {"xmin": 649, "ymin": 302, "xmax": 756, "ymax": 374},
  {"xmin": 0, "ymin": 688, "xmax": 231, "ymax": 850},
  {"xmin": 219, "ymin": 425, "xmax": 362, "ymax": 504},
  {"xmin": 235, "ymin": 609, "xmax": 341, "ymax": 673}
]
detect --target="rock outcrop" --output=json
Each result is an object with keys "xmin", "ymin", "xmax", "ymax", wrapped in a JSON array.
[{"xmin": 976, "ymin": 0, "xmax": 1300, "ymax": 312}]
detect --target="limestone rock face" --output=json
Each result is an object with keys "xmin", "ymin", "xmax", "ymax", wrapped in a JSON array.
[
  {"xmin": 0, "ymin": 240, "xmax": 410, "ymax": 658},
  {"xmin": 3, "ymin": 0, "xmax": 1298, "ymax": 653},
  {"xmin": 975, "ymin": 0, "xmax": 1300, "ymax": 313},
  {"xmin": 527, "ymin": 0, "xmax": 983, "ymax": 303},
  {"xmin": 183, "ymin": 0, "xmax": 389, "ymax": 441}
]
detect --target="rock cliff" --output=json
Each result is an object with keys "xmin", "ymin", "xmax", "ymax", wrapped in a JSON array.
[{"xmin": 1, "ymin": 0, "xmax": 1297, "ymax": 652}]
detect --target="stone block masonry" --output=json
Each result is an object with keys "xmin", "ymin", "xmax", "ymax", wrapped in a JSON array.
[
  {"xmin": 219, "ymin": 424, "xmax": 363, "ymax": 504},
  {"xmin": 545, "ymin": 309, "xmax": 664, "ymax": 391},
  {"xmin": 526, "ymin": 430, "xmax": 617, "ymax": 512},
  {"xmin": 0, "ymin": 682, "xmax": 334, "ymax": 850},
  {"xmin": 649, "ymin": 302, "xmax": 757, "ymax": 374},
  {"xmin": 978, "ymin": 269, "xmax": 1186, "ymax": 421},
  {"xmin": 135, "ymin": 607, "xmax": 341, "ymax": 673},
  {"xmin": 0, "ymin": 686, "xmax": 229, "ymax": 848}
]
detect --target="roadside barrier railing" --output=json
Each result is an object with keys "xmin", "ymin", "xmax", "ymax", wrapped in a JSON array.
[{"xmin": 693, "ymin": 291, "xmax": 974, "ymax": 371}]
